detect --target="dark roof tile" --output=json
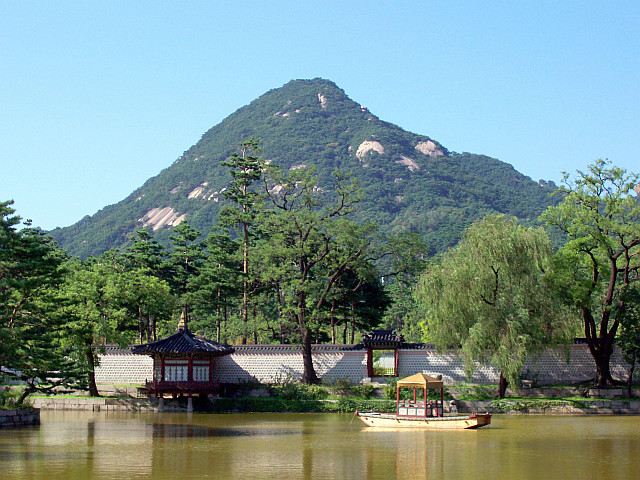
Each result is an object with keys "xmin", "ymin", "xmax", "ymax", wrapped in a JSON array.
[{"xmin": 132, "ymin": 330, "xmax": 234, "ymax": 356}]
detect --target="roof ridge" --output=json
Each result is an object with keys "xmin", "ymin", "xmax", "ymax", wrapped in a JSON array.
[{"xmin": 182, "ymin": 330, "xmax": 198, "ymax": 348}]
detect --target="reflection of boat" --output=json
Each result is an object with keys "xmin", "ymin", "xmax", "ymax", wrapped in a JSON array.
[{"xmin": 356, "ymin": 373, "xmax": 491, "ymax": 430}]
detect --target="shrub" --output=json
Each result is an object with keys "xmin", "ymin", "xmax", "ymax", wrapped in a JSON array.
[
  {"xmin": 0, "ymin": 386, "xmax": 31, "ymax": 410},
  {"xmin": 326, "ymin": 378, "xmax": 353, "ymax": 396}
]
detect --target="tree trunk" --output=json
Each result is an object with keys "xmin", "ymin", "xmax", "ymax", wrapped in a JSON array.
[
  {"xmin": 86, "ymin": 346, "xmax": 100, "ymax": 397},
  {"xmin": 18, "ymin": 387, "xmax": 32, "ymax": 404},
  {"xmin": 342, "ymin": 320, "xmax": 348, "ymax": 344},
  {"xmin": 242, "ymin": 215, "xmax": 249, "ymax": 345},
  {"xmin": 586, "ymin": 326, "xmax": 617, "ymax": 387},
  {"xmin": 498, "ymin": 370, "xmax": 508, "ymax": 399},
  {"xmin": 349, "ymin": 300, "xmax": 355, "ymax": 344},
  {"xmin": 330, "ymin": 301, "xmax": 336, "ymax": 344},
  {"xmin": 138, "ymin": 305, "xmax": 144, "ymax": 344},
  {"xmin": 300, "ymin": 326, "xmax": 320, "ymax": 384}
]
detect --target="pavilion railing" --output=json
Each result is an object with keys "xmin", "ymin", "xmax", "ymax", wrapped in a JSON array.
[{"xmin": 144, "ymin": 380, "xmax": 221, "ymax": 393}]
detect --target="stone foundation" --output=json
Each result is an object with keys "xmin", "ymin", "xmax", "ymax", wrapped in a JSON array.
[
  {"xmin": 0, "ymin": 409, "xmax": 40, "ymax": 428},
  {"xmin": 31, "ymin": 397, "xmax": 158, "ymax": 412}
]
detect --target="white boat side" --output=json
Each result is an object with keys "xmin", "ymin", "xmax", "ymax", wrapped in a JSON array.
[{"xmin": 356, "ymin": 411, "xmax": 492, "ymax": 429}]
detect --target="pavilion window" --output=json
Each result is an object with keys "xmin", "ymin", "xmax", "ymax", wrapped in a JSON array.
[
  {"xmin": 164, "ymin": 359, "xmax": 189, "ymax": 382},
  {"xmin": 192, "ymin": 360, "xmax": 210, "ymax": 382}
]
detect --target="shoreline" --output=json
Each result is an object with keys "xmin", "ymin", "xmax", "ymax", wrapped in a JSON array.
[{"xmin": 29, "ymin": 395, "xmax": 640, "ymax": 415}]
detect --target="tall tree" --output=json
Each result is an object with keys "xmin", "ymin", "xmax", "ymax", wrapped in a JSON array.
[
  {"xmin": 220, "ymin": 137, "xmax": 266, "ymax": 344},
  {"xmin": 417, "ymin": 215, "xmax": 574, "ymax": 397},
  {"xmin": 0, "ymin": 201, "xmax": 83, "ymax": 401},
  {"xmin": 541, "ymin": 159, "xmax": 640, "ymax": 387},
  {"xmin": 167, "ymin": 222, "xmax": 204, "ymax": 321},
  {"xmin": 191, "ymin": 232, "xmax": 242, "ymax": 342},
  {"xmin": 616, "ymin": 286, "xmax": 640, "ymax": 396},
  {"xmin": 123, "ymin": 229, "xmax": 172, "ymax": 341},
  {"xmin": 123, "ymin": 228, "xmax": 166, "ymax": 275},
  {"xmin": 60, "ymin": 258, "xmax": 134, "ymax": 396},
  {"xmin": 258, "ymin": 166, "xmax": 373, "ymax": 383}
]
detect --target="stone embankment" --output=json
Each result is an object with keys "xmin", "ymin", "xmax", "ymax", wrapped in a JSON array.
[
  {"xmin": 31, "ymin": 397, "xmax": 159, "ymax": 412},
  {"xmin": 0, "ymin": 409, "xmax": 40, "ymax": 428}
]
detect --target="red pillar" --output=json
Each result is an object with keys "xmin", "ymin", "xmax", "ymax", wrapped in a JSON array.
[
  {"xmin": 424, "ymin": 387, "xmax": 428, "ymax": 418},
  {"xmin": 367, "ymin": 348, "xmax": 373, "ymax": 377}
]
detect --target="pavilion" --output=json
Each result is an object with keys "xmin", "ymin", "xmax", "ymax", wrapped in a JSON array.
[{"xmin": 132, "ymin": 311, "xmax": 234, "ymax": 412}]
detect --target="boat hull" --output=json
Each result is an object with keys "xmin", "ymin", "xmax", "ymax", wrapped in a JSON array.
[{"xmin": 356, "ymin": 412, "xmax": 491, "ymax": 429}]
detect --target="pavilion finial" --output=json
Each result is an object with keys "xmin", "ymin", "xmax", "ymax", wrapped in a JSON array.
[{"xmin": 178, "ymin": 309, "xmax": 188, "ymax": 332}]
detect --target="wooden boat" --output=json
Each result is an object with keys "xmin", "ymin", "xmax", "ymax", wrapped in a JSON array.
[
  {"xmin": 356, "ymin": 411, "xmax": 492, "ymax": 429},
  {"xmin": 356, "ymin": 373, "xmax": 491, "ymax": 430}
]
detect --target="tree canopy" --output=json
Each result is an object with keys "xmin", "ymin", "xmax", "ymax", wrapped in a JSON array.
[
  {"xmin": 417, "ymin": 214, "xmax": 575, "ymax": 397},
  {"xmin": 541, "ymin": 159, "xmax": 640, "ymax": 386}
]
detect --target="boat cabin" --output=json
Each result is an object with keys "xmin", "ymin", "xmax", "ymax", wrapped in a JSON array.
[
  {"xmin": 132, "ymin": 311, "xmax": 234, "ymax": 404},
  {"xmin": 396, "ymin": 373, "xmax": 445, "ymax": 418}
]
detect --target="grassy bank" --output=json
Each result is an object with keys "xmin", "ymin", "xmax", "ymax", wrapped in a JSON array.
[{"xmin": 205, "ymin": 397, "xmax": 396, "ymax": 414}]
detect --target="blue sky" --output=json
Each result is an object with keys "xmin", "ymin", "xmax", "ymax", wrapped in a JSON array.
[{"xmin": 1, "ymin": 1, "xmax": 638, "ymax": 230}]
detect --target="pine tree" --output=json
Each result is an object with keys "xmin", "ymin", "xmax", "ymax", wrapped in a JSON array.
[
  {"xmin": 219, "ymin": 137, "xmax": 266, "ymax": 343},
  {"xmin": 0, "ymin": 201, "xmax": 83, "ymax": 401}
]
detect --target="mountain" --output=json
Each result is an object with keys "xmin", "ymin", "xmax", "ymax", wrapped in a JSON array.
[{"xmin": 50, "ymin": 78, "xmax": 557, "ymax": 258}]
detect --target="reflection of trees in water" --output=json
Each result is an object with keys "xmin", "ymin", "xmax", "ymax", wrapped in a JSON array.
[{"xmin": 151, "ymin": 422, "xmax": 301, "ymax": 438}]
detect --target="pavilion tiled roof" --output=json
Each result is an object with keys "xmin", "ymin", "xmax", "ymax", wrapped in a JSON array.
[
  {"xmin": 132, "ymin": 329, "xmax": 235, "ymax": 356},
  {"xmin": 361, "ymin": 329, "xmax": 405, "ymax": 347}
]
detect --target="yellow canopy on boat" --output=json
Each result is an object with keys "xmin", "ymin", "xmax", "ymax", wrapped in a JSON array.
[{"xmin": 397, "ymin": 373, "xmax": 443, "ymax": 389}]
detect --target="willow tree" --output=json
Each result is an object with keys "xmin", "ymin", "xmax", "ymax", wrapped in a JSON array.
[
  {"xmin": 541, "ymin": 159, "xmax": 640, "ymax": 387},
  {"xmin": 417, "ymin": 215, "xmax": 574, "ymax": 397}
]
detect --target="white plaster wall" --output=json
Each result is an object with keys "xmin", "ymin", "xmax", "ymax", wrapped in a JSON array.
[
  {"xmin": 95, "ymin": 354, "xmax": 153, "ymax": 385},
  {"xmin": 95, "ymin": 345, "xmax": 633, "ymax": 386}
]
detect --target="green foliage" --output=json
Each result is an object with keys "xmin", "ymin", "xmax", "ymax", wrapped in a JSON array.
[
  {"xmin": 489, "ymin": 398, "xmax": 588, "ymax": 412},
  {"xmin": 0, "ymin": 201, "xmax": 84, "ymax": 401},
  {"xmin": 206, "ymin": 397, "xmax": 395, "ymax": 413},
  {"xmin": 0, "ymin": 387, "xmax": 32, "ymax": 410},
  {"xmin": 541, "ymin": 159, "xmax": 640, "ymax": 386},
  {"xmin": 417, "ymin": 215, "xmax": 575, "ymax": 394},
  {"xmin": 617, "ymin": 286, "xmax": 640, "ymax": 378},
  {"xmin": 450, "ymin": 386, "xmax": 497, "ymax": 401}
]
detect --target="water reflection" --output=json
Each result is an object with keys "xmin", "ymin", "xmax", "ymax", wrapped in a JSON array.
[{"xmin": 1, "ymin": 413, "xmax": 640, "ymax": 479}]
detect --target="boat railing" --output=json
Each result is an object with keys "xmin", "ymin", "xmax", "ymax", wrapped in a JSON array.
[{"xmin": 397, "ymin": 400, "xmax": 444, "ymax": 417}]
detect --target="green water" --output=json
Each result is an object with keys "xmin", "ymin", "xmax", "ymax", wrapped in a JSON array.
[{"xmin": 1, "ymin": 412, "xmax": 639, "ymax": 479}]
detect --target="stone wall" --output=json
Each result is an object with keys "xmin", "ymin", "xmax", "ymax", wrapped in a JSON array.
[
  {"xmin": 96, "ymin": 352, "xmax": 153, "ymax": 384},
  {"xmin": 31, "ymin": 397, "xmax": 157, "ymax": 412},
  {"xmin": 94, "ymin": 344, "xmax": 635, "ymax": 386},
  {"xmin": 0, "ymin": 409, "xmax": 40, "ymax": 428},
  {"xmin": 214, "ymin": 345, "xmax": 367, "ymax": 384}
]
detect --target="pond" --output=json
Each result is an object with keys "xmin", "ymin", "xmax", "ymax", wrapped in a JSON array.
[{"xmin": 1, "ymin": 412, "xmax": 639, "ymax": 479}]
